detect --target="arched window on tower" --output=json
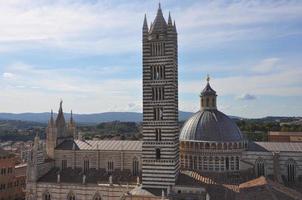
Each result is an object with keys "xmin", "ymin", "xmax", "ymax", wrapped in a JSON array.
[
  {"xmin": 287, "ymin": 159, "xmax": 296, "ymax": 182},
  {"xmin": 156, "ymin": 148, "xmax": 161, "ymax": 160},
  {"xmin": 212, "ymin": 98, "xmax": 215, "ymax": 107},
  {"xmin": 43, "ymin": 192, "xmax": 51, "ymax": 200},
  {"xmin": 255, "ymin": 158, "xmax": 265, "ymax": 177}
]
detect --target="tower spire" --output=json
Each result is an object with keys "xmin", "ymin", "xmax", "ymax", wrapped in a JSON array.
[
  {"xmin": 149, "ymin": 2, "xmax": 167, "ymax": 33},
  {"xmin": 143, "ymin": 14, "xmax": 148, "ymax": 30},
  {"xmin": 173, "ymin": 20, "xmax": 177, "ymax": 33},
  {"xmin": 168, "ymin": 12, "xmax": 172, "ymax": 25},
  {"xmin": 49, "ymin": 109, "xmax": 54, "ymax": 125},
  {"xmin": 70, "ymin": 110, "xmax": 74, "ymax": 124}
]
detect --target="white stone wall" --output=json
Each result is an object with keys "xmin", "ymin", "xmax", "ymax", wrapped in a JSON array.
[
  {"xmin": 242, "ymin": 151, "xmax": 302, "ymax": 180},
  {"xmin": 54, "ymin": 149, "xmax": 141, "ymax": 173}
]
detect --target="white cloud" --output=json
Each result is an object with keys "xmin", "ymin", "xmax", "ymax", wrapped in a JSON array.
[
  {"xmin": 2, "ymin": 72, "xmax": 16, "ymax": 79},
  {"xmin": 236, "ymin": 94, "xmax": 257, "ymax": 101},
  {"xmin": 0, "ymin": 1, "xmax": 301, "ymax": 53},
  {"xmin": 251, "ymin": 58, "xmax": 280, "ymax": 73},
  {"xmin": 179, "ymin": 58, "xmax": 302, "ymax": 97},
  {"xmin": 0, "ymin": 62, "xmax": 142, "ymax": 113}
]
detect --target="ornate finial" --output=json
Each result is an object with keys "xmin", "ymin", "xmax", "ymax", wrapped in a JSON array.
[
  {"xmin": 206, "ymin": 74, "xmax": 210, "ymax": 83},
  {"xmin": 159, "ymin": 2, "xmax": 161, "ymax": 9}
]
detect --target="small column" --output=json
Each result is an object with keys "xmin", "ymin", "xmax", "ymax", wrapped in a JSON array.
[
  {"xmin": 109, "ymin": 175, "xmax": 113, "ymax": 186},
  {"xmin": 82, "ymin": 174, "xmax": 86, "ymax": 184},
  {"xmin": 57, "ymin": 173, "xmax": 60, "ymax": 183}
]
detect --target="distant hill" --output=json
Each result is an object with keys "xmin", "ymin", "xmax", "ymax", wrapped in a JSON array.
[
  {"xmin": 0, "ymin": 111, "xmax": 194, "ymax": 124},
  {"xmin": 0, "ymin": 112, "xmax": 299, "ymax": 125}
]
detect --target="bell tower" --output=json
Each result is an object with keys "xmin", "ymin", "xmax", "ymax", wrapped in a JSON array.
[{"xmin": 142, "ymin": 4, "xmax": 180, "ymax": 189}]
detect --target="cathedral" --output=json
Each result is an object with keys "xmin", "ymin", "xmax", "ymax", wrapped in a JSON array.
[{"xmin": 26, "ymin": 4, "xmax": 302, "ymax": 200}]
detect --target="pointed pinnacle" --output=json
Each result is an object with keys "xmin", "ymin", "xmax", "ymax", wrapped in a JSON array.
[
  {"xmin": 173, "ymin": 20, "xmax": 177, "ymax": 32},
  {"xmin": 168, "ymin": 12, "xmax": 172, "ymax": 25},
  {"xmin": 143, "ymin": 14, "xmax": 148, "ymax": 29}
]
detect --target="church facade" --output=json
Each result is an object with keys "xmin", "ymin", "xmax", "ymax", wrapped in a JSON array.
[{"xmin": 25, "ymin": 4, "xmax": 302, "ymax": 200}]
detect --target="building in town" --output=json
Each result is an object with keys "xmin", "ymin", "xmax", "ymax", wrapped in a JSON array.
[
  {"xmin": 25, "ymin": 3, "xmax": 302, "ymax": 200},
  {"xmin": 268, "ymin": 131, "xmax": 302, "ymax": 142},
  {"xmin": 0, "ymin": 148, "xmax": 26, "ymax": 200}
]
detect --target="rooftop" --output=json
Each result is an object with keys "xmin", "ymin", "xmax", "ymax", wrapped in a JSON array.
[
  {"xmin": 236, "ymin": 176, "xmax": 302, "ymax": 200},
  {"xmin": 248, "ymin": 142, "xmax": 302, "ymax": 152},
  {"xmin": 38, "ymin": 167, "xmax": 138, "ymax": 185},
  {"xmin": 180, "ymin": 110, "xmax": 243, "ymax": 142},
  {"xmin": 55, "ymin": 139, "xmax": 142, "ymax": 151}
]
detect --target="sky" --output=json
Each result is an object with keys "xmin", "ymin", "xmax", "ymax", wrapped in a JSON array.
[{"xmin": 0, "ymin": 0, "xmax": 301, "ymax": 118}]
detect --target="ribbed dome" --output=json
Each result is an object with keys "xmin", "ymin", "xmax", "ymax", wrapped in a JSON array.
[{"xmin": 180, "ymin": 110, "xmax": 243, "ymax": 142}]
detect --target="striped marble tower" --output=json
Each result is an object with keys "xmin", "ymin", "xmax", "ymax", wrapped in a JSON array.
[{"xmin": 142, "ymin": 4, "xmax": 180, "ymax": 189}]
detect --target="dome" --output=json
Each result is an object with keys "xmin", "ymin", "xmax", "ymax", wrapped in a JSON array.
[{"xmin": 180, "ymin": 110, "xmax": 244, "ymax": 142}]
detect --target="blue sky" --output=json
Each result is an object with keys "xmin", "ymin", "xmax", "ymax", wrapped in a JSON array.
[{"xmin": 0, "ymin": 0, "xmax": 301, "ymax": 118}]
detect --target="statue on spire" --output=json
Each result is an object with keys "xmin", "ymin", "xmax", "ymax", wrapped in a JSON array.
[
  {"xmin": 60, "ymin": 99, "xmax": 63, "ymax": 108},
  {"xmin": 206, "ymin": 74, "xmax": 210, "ymax": 83}
]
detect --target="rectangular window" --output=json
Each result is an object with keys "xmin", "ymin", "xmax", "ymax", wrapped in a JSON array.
[
  {"xmin": 61, "ymin": 160, "xmax": 67, "ymax": 170},
  {"xmin": 152, "ymin": 87, "xmax": 164, "ymax": 101},
  {"xmin": 153, "ymin": 107, "xmax": 163, "ymax": 120},
  {"xmin": 151, "ymin": 65, "xmax": 165, "ymax": 80}
]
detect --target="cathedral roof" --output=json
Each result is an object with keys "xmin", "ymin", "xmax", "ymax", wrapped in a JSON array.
[
  {"xmin": 38, "ymin": 167, "xmax": 137, "ymax": 185},
  {"xmin": 180, "ymin": 110, "xmax": 243, "ymax": 142},
  {"xmin": 55, "ymin": 140, "xmax": 142, "ymax": 151},
  {"xmin": 248, "ymin": 142, "xmax": 302, "ymax": 152}
]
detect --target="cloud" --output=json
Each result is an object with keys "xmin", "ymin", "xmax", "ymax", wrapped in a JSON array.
[
  {"xmin": 179, "ymin": 58, "xmax": 302, "ymax": 97},
  {"xmin": 236, "ymin": 94, "xmax": 257, "ymax": 101},
  {"xmin": 251, "ymin": 58, "xmax": 280, "ymax": 73},
  {"xmin": 0, "ymin": 61, "xmax": 142, "ymax": 113},
  {"xmin": 2, "ymin": 72, "xmax": 16, "ymax": 79},
  {"xmin": 0, "ymin": 1, "xmax": 302, "ymax": 53}
]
